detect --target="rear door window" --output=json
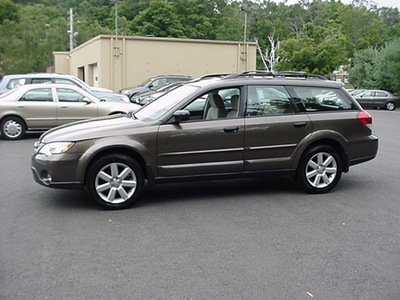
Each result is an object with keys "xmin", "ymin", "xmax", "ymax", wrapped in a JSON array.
[
  {"xmin": 19, "ymin": 88, "xmax": 53, "ymax": 102},
  {"xmin": 7, "ymin": 78, "xmax": 26, "ymax": 89},
  {"xmin": 246, "ymin": 86, "xmax": 294, "ymax": 116},
  {"xmin": 30, "ymin": 78, "xmax": 52, "ymax": 84}
]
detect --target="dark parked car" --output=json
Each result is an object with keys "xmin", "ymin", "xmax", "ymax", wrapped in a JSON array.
[
  {"xmin": 32, "ymin": 72, "xmax": 378, "ymax": 209},
  {"xmin": 354, "ymin": 89, "xmax": 400, "ymax": 111},
  {"xmin": 130, "ymin": 81, "xmax": 183, "ymax": 105},
  {"xmin": 118, "ymin": 75, "xmax": 192, "ymax": 100}
]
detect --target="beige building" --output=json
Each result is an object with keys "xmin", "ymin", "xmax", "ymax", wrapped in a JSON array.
[{"xmin": 53, "ymin": 35, "xmax": 257, "ymax": 92}]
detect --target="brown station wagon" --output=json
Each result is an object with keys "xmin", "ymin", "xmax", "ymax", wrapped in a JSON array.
[{"xmin": 31, "ymin": 72, "xmax": 379, "ymax": 209}]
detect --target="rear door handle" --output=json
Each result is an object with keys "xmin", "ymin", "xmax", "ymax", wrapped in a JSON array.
[
  {"xmin": 293, "ymin": 122, "xmax": 307, "ymax": 128},
  {"xmin": 223, "ymin": 126, "xmax": 239, "ymax": 133}
]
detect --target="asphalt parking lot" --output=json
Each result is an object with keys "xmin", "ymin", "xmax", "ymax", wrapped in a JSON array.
[{"xmin": 1, "ymin": 110, "xmax": 399, "ymax": 299}]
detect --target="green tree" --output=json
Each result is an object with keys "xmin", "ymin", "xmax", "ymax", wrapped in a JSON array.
[
  {"xmin": 338, "ymin": 5, "xmax": 389, "ymax": 53},
  {"xmin": 275, "ymin": 22, "xmax": 351, "ymax": 76},
  {"xmin": 128, "ymin": 0, "xmax": 185, "ymax": 37},
  {"xmin": 0, "ymin": 0, "xmax": 20, "ymax": 24},
  {"xmin": 375, "ymin": 39, "xmax": 400, "ymax": 94},
  {"xmin": 348, "ymin": 48, "xmax": 379, "ymax": 89},
  {"xmin": 0, "ymin": 4, "xmax": 68, "ymax": 74}
]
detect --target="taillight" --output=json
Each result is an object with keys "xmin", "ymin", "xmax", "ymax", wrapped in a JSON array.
[{"xmin": 357, "ymin": 111, "xmax": 372, "ymax": 126}]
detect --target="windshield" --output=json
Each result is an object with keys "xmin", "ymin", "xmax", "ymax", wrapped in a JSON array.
[
  {"xmin": 139, "ymin": 78, "xmax": 153, "ymax": 87},
  {"xmin": 72, "ymin": 77, "xmax": 92, "ymax": 91},
  {"xmin": 134, "ymin": 85, "xmax": 199, "ymax": 121},
  {"xmin": 0, "ymin": 88, "xmax": 18, "ymax": 99}
]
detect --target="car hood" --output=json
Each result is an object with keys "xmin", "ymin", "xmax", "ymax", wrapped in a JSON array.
[
  {"xmin": 90, "ymin": 86, "xmax": 113, "ymax": 93},
  {"xmin": 40, "ymin": 115, "xmax": 156, "ymax": 143}
]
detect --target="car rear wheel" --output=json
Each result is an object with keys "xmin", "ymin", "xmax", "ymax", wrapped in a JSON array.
[
  {"xmin": 86, "ymin": 154, "xmax": 144, "ymax": 209},
  {"xmin": 297, "ymin": 145, "xmax": 342, "ymax": 194},
  {"xmin": 0, "ymin": 116, "xmax": 26, "ymax": 140},
  {"xmin": 385, "ymin": 101, "xmax": 395, "ymax": 111}
]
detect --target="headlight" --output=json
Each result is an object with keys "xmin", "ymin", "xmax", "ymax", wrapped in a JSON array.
[
  {"xmin": 38, "ymin": 142, "xmax": 75, "ymax": 156},
  {"xmin": 120, "ymin": 95, "xmax": 130, "ymax": 103},
  {"xmin": 120, "ymin": 90, "xmax": 131, "ymax": 95}
]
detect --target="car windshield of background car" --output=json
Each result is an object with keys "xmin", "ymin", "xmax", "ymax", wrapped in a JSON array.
[
  {"xmin": 72, "ymin": 77, "xmax": 93, "ymax": 91},
  {"xmin": 134, "ymin": 85, "xmax": 199, "ymax": 121},
  {"xmin": 0, "ymin": 88, "xmax": 19, "ymax": 99},
  {"xmin": 139, "ymin": 78, "xmax": 154, "ymax": 87}
]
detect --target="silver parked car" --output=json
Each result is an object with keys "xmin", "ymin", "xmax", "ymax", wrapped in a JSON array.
[
  {"xmin": 0, "ymin": 83, "xmax": 141, "ymax": 140},
  {"xmin": 354, "ymin": 90, "xmax": 400, "ymax": 111},
  {"xmin": 0, "ymin": 73, "xmax": 130, "ymax": 103}
]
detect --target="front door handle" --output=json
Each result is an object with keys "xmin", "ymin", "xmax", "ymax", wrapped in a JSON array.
[{"xmin": 223, "ymin": 126, "xmax": 239, "ymax": 133}]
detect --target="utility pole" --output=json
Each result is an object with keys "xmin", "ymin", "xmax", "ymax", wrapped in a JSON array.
[
  {"xmin": 67, "ymin": 8, "xmax": 78, "ymax": 51},
  {"xmin": 239, "ymin": 3, "xmax": 251, "ymax": 71},
  {"xmin": 110, "ymin": 0, "xmax": 121, "ymax": 57},
  {"xmin": 68, "ymin": 8, "xmax": 74, "ymax": 51}
]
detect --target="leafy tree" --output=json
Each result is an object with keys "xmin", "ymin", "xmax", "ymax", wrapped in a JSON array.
[
  {"xmin": 128, "ymin": 0, "xmax": 185, "ymax": 37},
  {"xmin": 0, "ymin": 4, "xmax": 68, "ymax": 74},
  {"xmin": 172, "ymin": 0, "xmax": 223, "ymax": 39},
  {"xmin": 0, "ymin": 0, "xmax": 20, "ymax": 24},
  {"xmin": 338, "ymin": 5, "xmax": 389, "ymax": 53},
  {"xmin": 275, "ymin": 22, "xmax": 351, "ymax": 76},
  {"xmin": 348, "ymin": 48, "xmax": 379, "ymax": 89},
  {"xmin": 215, "ymin": 3, "xmax": 243, "ymax": 41},
  {"xmin": 375, "ymin": 39, "xmax": 400, "ymax": 94}
]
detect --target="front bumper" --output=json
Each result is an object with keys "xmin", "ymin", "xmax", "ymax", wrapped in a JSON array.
[{"xmin": 31, "ymin": 152, "xmax": 85, "ymax": 190}]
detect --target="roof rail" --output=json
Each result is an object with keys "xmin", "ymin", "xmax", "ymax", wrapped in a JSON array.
[
  {"xmin": 198, "ymin": 73, "xmax": 233, "ymax": 80},
  {"xmin": 224, "ymin": 71, "xmax": 327, "ymax": 80}
]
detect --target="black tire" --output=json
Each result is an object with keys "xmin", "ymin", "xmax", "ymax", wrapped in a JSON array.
[
  {"xmin": 385, "ymin": 101, "xmax": 396, "ymax": 111},
  {"xmin": 297, "ymin": 145, "xmax": 342, "ymax": 194},
  {"xmin": 86, "ymin": 154, "xmax": 144, "ymax": 209},
  {"xmin": 0, "ymin": 116, "xmax": 26, "ymax": 140}
]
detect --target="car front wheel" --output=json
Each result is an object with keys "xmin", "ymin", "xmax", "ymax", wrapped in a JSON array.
[
  {"xmin": 297, "ymin": 145, "xmax": 342, "ymax": 194},
  {"xmin": 86, "ymin": 154, "xmax": 144, "ymax": 209},
  {"xmin": 0, "ymin": 116, "xmax": 26, "ymax": 140}
]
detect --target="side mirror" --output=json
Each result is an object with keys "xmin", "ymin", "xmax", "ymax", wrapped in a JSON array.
[
  {"xmin": 173, "ymin": 110, "xmax": 190, "ymax": 123},
  {"xmin": 82, "ymin": 97, "xmax": 93, "ymax": 103}
]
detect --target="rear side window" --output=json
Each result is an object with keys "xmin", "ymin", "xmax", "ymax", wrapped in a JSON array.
[
  {"xmin": 20, "ymin": 88, "xmax": 52, "ymax": 102},
  {"xmin": 7, "ymin": 78, "xmax": 26, "ymax": 89},
  {"xmin": 375, "ymin": 91, "xmax": 388, "ymax": 97},
  {"xmin": 31, "ymin": 78, "xmax": 52, "ymax": 84},
  {"xmin": 291, "ymin": 87, "xmax": 355, "ymax": 112},
  {"xmin": 246, "ymin": 86, "xmax": 294, "ymax": 116}
]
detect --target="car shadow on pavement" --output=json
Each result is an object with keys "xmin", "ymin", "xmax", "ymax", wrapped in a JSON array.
[
  {"xmin": 136, "ymin": 175, "xmax": 298, "ymax": 208},
  {"xmin": 39, "ymin": 176, "xmax": 298, "ymax": 211}
]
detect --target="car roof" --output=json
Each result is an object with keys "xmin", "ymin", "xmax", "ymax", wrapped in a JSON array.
[
  {"xmin": 10, "ymin": 83, "xmax": 89, "ymax": 91},
  {"xmin": 2, "ymin": 73, "xmax": 76, "ymax": 79},
  {"xmin": 187, "ymin": 71, "xmax": 344, "ymax": 90}
]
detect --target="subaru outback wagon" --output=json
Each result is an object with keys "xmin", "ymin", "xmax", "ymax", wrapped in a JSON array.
[{"xmin": 31, "ymin": 72, "xmax": 378, "ymax": 209}]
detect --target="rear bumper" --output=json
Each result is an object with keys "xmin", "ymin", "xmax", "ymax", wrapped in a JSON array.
[{"xmin": 349, "ymin": 134, "xmax": 378, "ymax": 167}]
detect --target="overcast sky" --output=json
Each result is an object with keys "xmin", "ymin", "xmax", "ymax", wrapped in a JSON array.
[{"xmin": 273, "ymin": 0, "xmax": 400, "ymax": 9}]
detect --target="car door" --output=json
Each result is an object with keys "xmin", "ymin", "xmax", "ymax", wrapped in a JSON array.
[
  {"xmin": 243, "ymin": 85, "xmax": 312, "ymax": 171},
  {"xmin": 55, "ymin": 87, "xmax": 98, "ymax": 125},
  {"xmin": 156, "ymin": 88, "xmax": 244, "ymax": 177},
  {"xmin": 15, "ymin": 87, "xmax": 58, "ymax": 129},
  {"xmin": 373, "ymin": 91, "xmax": 388, "ymax": 107},
  {"xmin": 356, "ymin": 90, "xmax": 374, "ymax": 107}
]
